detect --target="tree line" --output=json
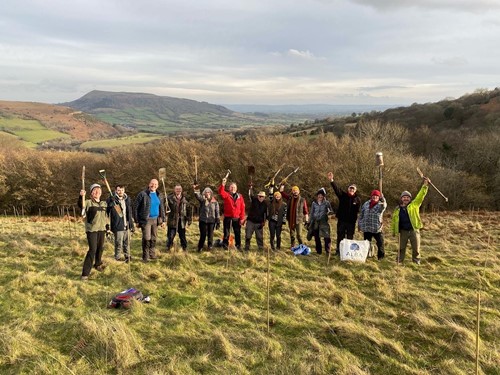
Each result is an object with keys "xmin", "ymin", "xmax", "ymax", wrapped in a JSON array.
[{"xmin": 0, "ymin": 121, "xmax": 496, "ymax": 214}]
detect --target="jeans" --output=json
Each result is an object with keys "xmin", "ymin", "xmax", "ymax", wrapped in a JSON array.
[{"xmin": 113, "ymin": 230, "xmax": 129, "ymax": 259}]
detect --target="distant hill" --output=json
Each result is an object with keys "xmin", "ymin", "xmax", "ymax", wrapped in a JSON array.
[
  {"xmin": 280, "ymin": 87, "xmax": 500, "ymax": 136},
  {"xmin": 62, "ymin": 90, "xmax": 278, "ymax": 134},
  {"xmin": 0, "ymin": 100, "xmax": 121, "ymax": 148},
  {"xmin": 223, "ymin": 103, "xmax": 396, "ymax": 116}
]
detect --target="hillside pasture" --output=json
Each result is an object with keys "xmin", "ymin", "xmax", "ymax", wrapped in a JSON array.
[
  {"xmin": 80, "ymin": 133, "xmax": 164, "ymax": 150},
  {"xmin": 0, "ymin": 211, "xmax": 498, "ymax": 374},
  {"xmin": 0, "ymin": 116, "xmax": 70, "ymax": 144}
]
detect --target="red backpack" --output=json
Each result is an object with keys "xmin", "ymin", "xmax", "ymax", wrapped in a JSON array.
[{"xmin": 108, "ymin": 288, "xmax": 150, "ymax": 308}]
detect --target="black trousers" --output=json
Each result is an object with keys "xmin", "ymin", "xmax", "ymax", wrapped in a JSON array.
[
  {"xmin": 166, "ymin": 218, "xmax": 188, "ymax": 250},
  {"xmin": 82, "ymin": 231, "xmax": 105, "ymax": 276},
  {"xmin": 363, "ymin": 232, "xmax": 385, "ymax": 259},
  {"xmin": 336, "ymin": 221, "xmax": 356, "ymax": 252},
  {"xmin": 269, "ymin": 220, "xmax": 283, "ymax": 250},
  {"xmin": 198, "ymin": 221, "xmax": 215, "ymax": 250},
  {"xmin": 312, "ymin": 229, "xmax": 331, "ymax": 255},
  {"xmin": 223, "ymin": 217, "xmax": 241, "ymax": 249}
]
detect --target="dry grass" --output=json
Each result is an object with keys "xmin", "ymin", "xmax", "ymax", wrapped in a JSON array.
[{"xmin": 0, "ymin": 211, "xmax": 498, "ymax": 374}]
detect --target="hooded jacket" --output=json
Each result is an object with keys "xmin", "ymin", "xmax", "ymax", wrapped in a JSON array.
[
  {"xmin": 195, "ymin": 187, "xmax": 220, "ymax": 223},
  {"xmin": 106, "ymin": 193, "xmax": 134, "ymax": 232}
]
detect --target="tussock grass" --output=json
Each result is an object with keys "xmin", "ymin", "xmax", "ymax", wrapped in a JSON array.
[{"xmin": 0, "ymin": 212, "xmax": 498, "ymax": 374}]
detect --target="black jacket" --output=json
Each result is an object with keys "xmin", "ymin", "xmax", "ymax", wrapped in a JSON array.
[
  {"xmin": 330, "ymin": 180, "xmax": 361, "ymax": 224},
  {"xmin": 106, "ymin": 194, "xmax": 134, "ymax": 232},
  {"xmin": 134, "ymin": 188, "xmax": 166, "ymax": 227},
  {"xmin": 247, "ymin": 193, "xmax": 268, "ymax": 224}
]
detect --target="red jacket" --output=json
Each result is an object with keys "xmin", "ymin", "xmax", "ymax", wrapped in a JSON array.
[{"xmin": 218, "ymin": 184, "xmax": 246, "ymax": 221}]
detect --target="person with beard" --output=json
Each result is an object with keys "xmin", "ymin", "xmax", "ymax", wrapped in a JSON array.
[
  {"xmin": 327, "ymin": 171, "xmax": 361, "ymax": 255},
  {"xmin": 106, "ymin": 184, "xmax": 134, "ymax": 262},
  {"xmin": 391, "ymin": 178, "xmax": 430, "ymax": 265},
  {"xmin": 268, "ymin": 191, "xmax": 287, "ymax": 251},
  {"xmin": 166, "ymin": 184, "xmax": 192, "ymax": 252},
  {"xmin": 358, "ymin": 189, "xmax": 387, "ymax": 260},
  {"xmin": 281, "ymin": 185, "xmax": 309, "ymax": 248},
  {"xmin": 193, "ymin": 185, "xmax": 220, "ymax": 252},
  {"xmin": 244, "ymin": 186, "xmax": 268, "ymax": 251},
  {"xmin": 78, "ymin": 183, "xmax": 108, "ymax": 280},
  {"xmin": 218, "ymin": 177, "xmax": 246, "ymax": 250}
]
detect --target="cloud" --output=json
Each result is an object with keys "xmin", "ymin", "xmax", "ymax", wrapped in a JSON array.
[
  {"xmin": 350, "ymin": 0, "xmax": 500, "ymax": 12},
  {"xmin": 431, "ymin": 56, "xmax": 468, "ymax": 66},
  {"xmin": 287, "ymin": 49, "xmax": 324, "ymax": 60}
]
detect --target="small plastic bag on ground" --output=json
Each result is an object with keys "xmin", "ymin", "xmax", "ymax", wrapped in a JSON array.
[{"xmin": 291, "ymin": 244, "xmax": 311, "ymax": 256}]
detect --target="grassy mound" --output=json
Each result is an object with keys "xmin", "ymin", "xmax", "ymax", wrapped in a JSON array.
[{"xmin": 0, "ymin": 211, "xmax": 498, "ymax": 374}]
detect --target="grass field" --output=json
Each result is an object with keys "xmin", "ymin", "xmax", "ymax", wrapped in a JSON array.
[
  {"xmin": 0, "ymin": 211, "xmax": 498, "ymax": 374},
  {"xmin": 0, "ymin": 117, "xmax": 70, "ymax": 144},
  {"xmin": 79, "ymin": 133, "xmax": 164, "ymax": 149}
]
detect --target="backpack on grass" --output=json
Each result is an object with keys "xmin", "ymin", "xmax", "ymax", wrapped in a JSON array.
[{"xmin": 108, "ymin": 288, "xmax": 150, "ymax": 309}]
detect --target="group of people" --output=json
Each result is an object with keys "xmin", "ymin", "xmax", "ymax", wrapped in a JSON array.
[{"xmin": 78, "ymin": 172, "xmax": 430, "ymax": 280}]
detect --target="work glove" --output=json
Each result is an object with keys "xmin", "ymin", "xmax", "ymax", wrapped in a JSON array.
[
  {"xmin": 105, "ymin": 224, "xmax": 110, "ymax": 232},
  {"xmin": 215, "ymin": 220, "xmax": 220, "ymax": 230}
]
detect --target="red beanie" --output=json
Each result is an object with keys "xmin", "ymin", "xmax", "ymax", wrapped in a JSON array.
[{"xmin": 371, "ymin": 190, "xmax": 381, "ymax": 197}]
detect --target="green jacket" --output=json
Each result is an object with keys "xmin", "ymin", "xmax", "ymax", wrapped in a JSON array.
[
  {"xmin": 80, "ymin": 198, "xmax": 108, "ymax": 232},
  {"xmin": 391, "ymin": 185, "xmax": 428, "ymax": 235}
]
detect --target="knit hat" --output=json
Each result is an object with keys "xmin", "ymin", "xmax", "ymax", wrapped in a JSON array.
[
  {"xmin": 317, "ymin": 187, "xmax": 327, "ymax": 196},
  {"xmin": 291, "ymin": 186, "xmax": 300, "ymax": 193},
  {"xmin": 348, "ymin": 184, "xmax": 357, "ymax": 190},
  {"xmin": 273, "ymin": 191, "xmax": 282, "ymax": 199},
  {"xmin": 90, "ymin": 183, "xmax": 101, "ymax": 193},
  {"xmin": 257, "ymin": 191, "xmax": 266, "ymax": 197},
  {"xmin": 401, "ymin": 191, "xmax": 412, "ymax": 199},
  {"xmin": 370, "ymin": 190, "xmax": 381, "ymax": 197}
]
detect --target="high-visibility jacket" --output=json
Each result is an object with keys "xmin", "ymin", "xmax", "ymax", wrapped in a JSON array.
[{"xmin": 391, "ymin": 185, "xmax": 428, "ymax": 235}]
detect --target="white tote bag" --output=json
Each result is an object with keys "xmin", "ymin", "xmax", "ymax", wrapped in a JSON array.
[{"xmin": 339, "ymin": 239, "xmax": 370, "ymax": 262}]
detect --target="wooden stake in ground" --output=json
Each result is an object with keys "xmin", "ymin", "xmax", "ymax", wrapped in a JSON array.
[
  {"xmin": 81, "ymin": 166, "xmax": 86, "ymax": 217},
  {"xmin": 476, "ymin": 291, "xmax": 481, "ymax": 375},
  {"xmin": 266, "ymin": 245, "xmax": 271, "ymax": 334}
]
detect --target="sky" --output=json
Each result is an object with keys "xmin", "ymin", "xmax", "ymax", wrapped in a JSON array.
[{"xmin": 1, "ymin": 0, "xmax": 499, "ymax": 106}]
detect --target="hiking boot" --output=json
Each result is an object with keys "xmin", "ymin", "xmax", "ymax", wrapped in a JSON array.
[
  {"xmin": 125, "ymin": 256, "xmax": 131, "ymax": 263},
  {"xmin": 81, "ymin": 276, "xmax": 89, "ymax": 281},
  {"xmin": 94, "ymin": 264, "xmax": 106, "ymax": 272},
  {"xmin": 142, "ymin": 258, "xmax": 150, "ymax": 263},
  {"xmin": 413, "ymin": 259, "xmax": 421, "ymax": 265}
]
